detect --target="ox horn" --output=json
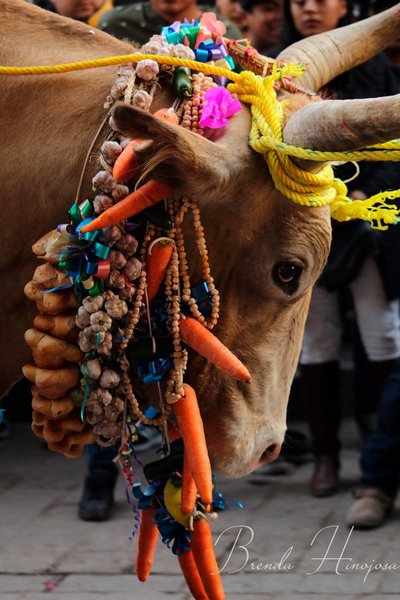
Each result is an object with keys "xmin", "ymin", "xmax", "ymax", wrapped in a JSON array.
[
  {"xmin": 283, "ymin": 94, "xmax": 400, "ymax": 154},
  {"xmin": 277, "ymin": 4, "xmax": 400, "ymax": 92}
]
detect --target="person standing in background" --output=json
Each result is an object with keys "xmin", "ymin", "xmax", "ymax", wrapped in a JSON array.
[
  {"xmin": 238, "ymin": 0, "xmax": 283, "ymax": 54},
  {"xmin": 372, "ymin": 0, "xmax": 400, "ymax": 85},
  {"xmin": 97, "ymin": 0, "xmax": 243, "ymax": 45},
  {"xmin": 216, "ymin": 0, "xmax": 248, "ymax": 34},
  {"xmin": 34, "ymin": 0, "xmax": 133, "ymax": 24},
  {"xmin": 267, "ymin": 0, "xmax": 400, "ymax": 499}
]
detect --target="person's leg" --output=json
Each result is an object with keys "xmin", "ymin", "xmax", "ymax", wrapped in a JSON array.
[
  {"xmin": 346, "ymin": 259, "xmax": 400, "ymax": 528},
  {"xmin": 87, "ymin": 442, "xmax": 119, "ymax": 476},
  {"xmin": 300, "ymin": 285, "xmax": 343, "ymax": 496},
  {"xmin": 346, "ymin": 358, "xmax": 400, "ymax": 528},
  {"xmin": 79, "ymin": 443, "xmax": 118, "ymax": 522},
  {"xmin": 78, "ymin": 427, "xmax": 161, "ymax": 521},
  {"xmin": 351, "ymin": 258, "xmax": 400, "ymax": 392},
  {"xmin": 359, "ymin": 358, "xmax": 400, "ymax": 497}
]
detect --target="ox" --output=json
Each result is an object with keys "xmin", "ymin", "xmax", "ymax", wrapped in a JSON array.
[{"xmin": 1, "ymin": 0, "xmax": 400, "ymax": 477}]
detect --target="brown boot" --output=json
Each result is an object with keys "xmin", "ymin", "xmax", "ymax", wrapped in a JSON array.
[{"xmin": 310, "ymin": 455, "xmax": 340, "ymax": 497}]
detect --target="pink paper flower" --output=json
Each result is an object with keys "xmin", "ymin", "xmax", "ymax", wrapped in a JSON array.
[
  {"xmin": 199, "ymin": 87, "xmax": 241, "ymax": 129},
  {"xmin": 199, "ymin": 12, "xmax": 227, "ymax": 37}
]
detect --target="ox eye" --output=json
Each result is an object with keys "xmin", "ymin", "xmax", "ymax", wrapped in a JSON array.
[{"xmin": 272, "ymin": 262, "xmax": 303, "ymax": 294}]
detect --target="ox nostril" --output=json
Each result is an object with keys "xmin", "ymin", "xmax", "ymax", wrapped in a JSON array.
[{"xmin": 259, "ymin": 443, "xmax": 282, "ymax": 465}]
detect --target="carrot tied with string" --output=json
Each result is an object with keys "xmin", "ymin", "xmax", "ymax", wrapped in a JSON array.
[
  {"xmin": 146, "ymin": 238, "xmax": 173, "ymax": 304},
  {"xmin": 80, "ymin": 180, "xmax": 172, "ymax": 232},
  {"xmin": 136, "ymin": 502, "xmax": 159, "ymax": 582},
  {"xmin": 113, "ymin": 106, "xmax": 178, "ymax": 183},
  {"xmin": 112, "ymin": 139, "xmax": 142, "ymax": 183},
  {"xmin": 173, "ymin": 384, "xmax": 212, "ymax": 506},
  {"xmin": 190, "ymin": 516, "xmax": 225, "ymax": 600},
  {"xmin": 178, "ymin": 548, "xmax": 209, "ymax": 600},
  {"xmin": 153, "ymin": 107, "xmax": 179, "ymax": 124},
  {"xmin": 179, "ymin": 317, "xmax": 252, "ymax": 383}
]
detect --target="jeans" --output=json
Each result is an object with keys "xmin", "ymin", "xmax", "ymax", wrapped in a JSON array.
[
  {"xmin": 87, "ymin": 443, "xmax": 118, "ymax": 476},
  {"xmin": 360, "ymin": 357, "xmax": 400, "ymax": 498}
]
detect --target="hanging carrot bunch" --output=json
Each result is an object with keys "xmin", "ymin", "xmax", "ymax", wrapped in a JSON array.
[{"xmin": 162, "ymin": 471, "xmax": 224, "ymax": 600}]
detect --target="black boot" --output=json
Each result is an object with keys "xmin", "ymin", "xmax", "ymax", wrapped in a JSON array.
[
  {"xmin": 310, "ymin": 454, "xmax": 340, "ymax": 497},
  {"xmin": 78, "ymin": 469, "xmax": 117, "ymax": 522},
  {"xmin": 299, "ymin": 362, "xmax": 341, "ymax": 496}
]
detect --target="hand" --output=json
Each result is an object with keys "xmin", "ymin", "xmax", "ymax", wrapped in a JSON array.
[{"xmin": 349, "ymin": 190, "xmax": 367, "ymax": 200}]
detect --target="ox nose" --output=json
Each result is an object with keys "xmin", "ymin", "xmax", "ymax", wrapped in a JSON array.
[{"xmin": 257, "ymin": 442, "xmax": 282, "ymax": 467}]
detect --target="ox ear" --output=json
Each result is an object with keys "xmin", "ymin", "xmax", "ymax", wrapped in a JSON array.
[{"xmin": 110, "ymin": 103, "xmax": 241, "ymax": 197}]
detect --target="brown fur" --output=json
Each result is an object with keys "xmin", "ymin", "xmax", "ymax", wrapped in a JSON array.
[{"xmin": 0, "ymin": 0, "xmax": 334, "ymax": 476}]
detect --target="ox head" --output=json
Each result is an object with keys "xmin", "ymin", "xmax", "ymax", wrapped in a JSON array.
[{"xmin": 112, "ymin": 4, "xmax": 400, "ymax": 477}]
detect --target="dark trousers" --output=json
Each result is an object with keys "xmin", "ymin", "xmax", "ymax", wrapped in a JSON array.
[{"xmin": 360, "ymin": 357, "xmax": 400, "ymax": 498}]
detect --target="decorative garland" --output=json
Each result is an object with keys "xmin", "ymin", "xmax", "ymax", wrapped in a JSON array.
[{"xmin": 23, "ymin": 15, "xmax": 254, "ymax": 600}]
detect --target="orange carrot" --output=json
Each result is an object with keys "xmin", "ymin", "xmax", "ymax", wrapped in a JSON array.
[
  {"xmin": 146, "ymin": 239, "xmax": 173, "ymax": 304},
  {"xmin": 113, "ymin": 109, "xmax": 178, "ymax": 183},
  {"xmin": 178, "ymin": 549, "xmax": 209, "ymax": 600},
  {"xmin": 153, "ymin": 107, "xmax": 180, "ymax": 125},
  {"xmin": 80, "ymin": 180, "xmax": 172, "ymax": 232},
  {"xmin": 136, "ymin": 503, "xmax": 159, "ymax": 582},
  {"xmin": 179, "ymin": 317, "xmax": 252, "ymax": 384},
  {"xmin": 190, "ymin": 517, "xmax": 225, "ymax": 600},
  {"xmin": 173, "ymin": 384, "xmax": 212, "ymax": 505},
  {"xmin": 181, "ymin": 449, "xmax": 198, "ymax": 515},
  {"xmin": 112, "ymin": 139, "xmax": 142, "ymax": 183}
]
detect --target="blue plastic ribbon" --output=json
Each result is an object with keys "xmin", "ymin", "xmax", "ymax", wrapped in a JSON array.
[
  {"xmin": 144, "ymin": 405, "xmax": 160, "ymax": 420},
  {"xmin": 45, "ymin": 210, "xmax": 111, "ymax": 295},
  {"xmin": 0, "ymin": 408, "xmax": 5, "ymax": 424},
  {"xmin": 136, "ymin": 357, "xmax": 174, "ymax": 384},
  {"xmin": 132, "ymin": 481, "xmax": 160, "ymax": 509},
  {"xmin": 212, "ymin": 491, "xmax": 245, "ymax": 512},
  {"xmin": 190, "ymin": 281, "xmax": 213, "ymax": 317},
  {"xmin": 154, "ymin": 507, "xmax": 191, "ymax": 556}
]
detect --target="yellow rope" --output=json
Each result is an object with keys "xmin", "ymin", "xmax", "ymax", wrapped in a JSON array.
[
  {"xmin": 0, "ymin": 53, "xmax": 241, "ymax": 80},
  {"xmin": 2, "ymin": 53, "xmax": 400, "ymax": 228},
  {"xmin": 227, "ymin": 64, "xmax": 400, "ymax": 229}
]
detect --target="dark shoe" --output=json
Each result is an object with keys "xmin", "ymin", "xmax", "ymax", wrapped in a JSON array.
[
  {"xmin": 78, "ymin": 469, "xmax": 117, "ymax": 522},
  {"xmin": 346, "ymin": 488, "xmax": 393, "ymax": 529},
  {"xmin": 310, "ymin": 455, "xmax": 340, "ymax": 497}
]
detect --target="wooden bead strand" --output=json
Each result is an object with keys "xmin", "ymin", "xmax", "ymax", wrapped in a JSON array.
[
  {"xmin": 173, "ymin": 196, "xmax": 221, "ymax": 330},
  {"xmin": 191, "ymin": 199, "xmax": 220, "ymax": 329},
  {"xmin": 164, "ymin": 198, "xmax": 187, "ymax": 403}
]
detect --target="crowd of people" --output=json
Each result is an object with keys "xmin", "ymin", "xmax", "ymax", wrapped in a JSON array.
[{"xmin": 16, "ymin": 0, "xmax": 400, "ymax": 531}]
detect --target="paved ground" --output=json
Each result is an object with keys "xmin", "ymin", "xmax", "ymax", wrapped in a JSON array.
[{"xmin": 1, "ymin": 420, "xmax": 399, "ymax": 600}]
